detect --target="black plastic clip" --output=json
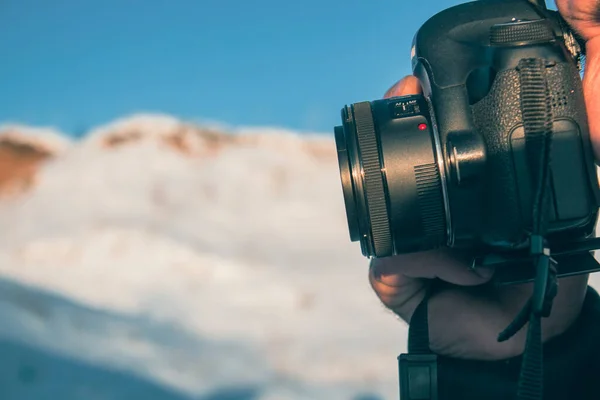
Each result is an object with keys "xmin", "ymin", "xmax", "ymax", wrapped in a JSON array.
[{"xmin": 398, "ymin": 353, "xmax": 438, "ymax": 400}]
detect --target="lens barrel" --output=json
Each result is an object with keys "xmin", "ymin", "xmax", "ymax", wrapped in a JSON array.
[{"xmin": 335, "ymin": 96, "xmax": 448, "ymax": 257}]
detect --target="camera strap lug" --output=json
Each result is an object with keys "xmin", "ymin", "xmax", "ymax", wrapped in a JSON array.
[
  {"xmin": 398, "ymin": 354, "xmax": 438, "ymax": 400},
  {"xmin": 399, "ymin": 286, "xmax": 439, "ymax": 400}
]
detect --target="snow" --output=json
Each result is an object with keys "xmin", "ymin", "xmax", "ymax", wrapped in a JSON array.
[
  {"xmin": 0, "ymin": 117, "xmax": 405, "ymax": 400},
  {"xmin": 0, "ymin": 124, "xmax": 72, "ymax": 155},
  {"xmin": 0, "ymin": 116, "xmax": 598, "ymax": 400}
]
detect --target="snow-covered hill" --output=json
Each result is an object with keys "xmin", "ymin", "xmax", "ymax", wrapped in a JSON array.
[
  {"xmin": 0, "ymin": 115, "xmax": 598, "ymax": 400},
  {"xmin": 0, "ymin": 115, "xmax": 406, "ymax": 400}
]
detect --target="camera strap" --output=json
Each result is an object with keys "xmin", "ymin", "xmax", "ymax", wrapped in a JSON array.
[
  {"xmin": 498, "ymin": 58, "xmax": 558, "ymax": 400},
  {"xmin": 399, "ymin": 58, "xmax": 558, "ymax": 400},
  {"xmin": 496, "ymin": 57, "xmax": 558, "ymax": 400},
  {"xmin": 399, "ymin": 285, "xmax": 438, "ymax": 400}
]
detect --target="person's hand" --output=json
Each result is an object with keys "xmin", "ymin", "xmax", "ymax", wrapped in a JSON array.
[
  {"xmin": 556, "ymin": 0, "xmax": 600, "ymax": 158},
  {"xmin": 370, "ymin": 0, "xmax": 600, "ymax": 361}
]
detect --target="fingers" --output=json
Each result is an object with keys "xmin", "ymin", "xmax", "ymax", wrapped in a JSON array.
[
  {"xmin": 372, "ymin": 249, "xmax": 493, "ymax": 286},
  {"xmin": 372, "ymin": 249, "xmax": 588, "ymax": 360},
  {"xmin": 555, "ymin": 0, "xmax": 600, "ymax": 159},
  {"xmin": 555, "ymin": 0, "xmax": 600, "ymax": 40},
  {"xmin": 369, "ymin": 250, "xmax": 494, "ymax": 322},
  {"xmin": 427, "ymin": 273, "xmax": 589, "ymax": 360},
  {"xmin": 383, "ymin": 76, "xmax": 422, "ymax": 98},
  {"xmin": 369, "ymin": 259, "xmax": 426, "ymax": 322},
  {"xmin": 583, "ymin": 36, "xmax": 600, "ymax": 160}
]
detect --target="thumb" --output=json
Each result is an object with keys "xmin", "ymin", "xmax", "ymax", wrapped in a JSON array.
[{"xmin": 383, "ymin": 75, "xmax": 422, "ymax": 99}]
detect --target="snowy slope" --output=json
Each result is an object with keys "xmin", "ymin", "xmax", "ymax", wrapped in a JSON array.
[
  {"xmin": 0, "ymin": 116, "xmax": 406, "ymax": 400},
  {"xmin": 0, "ymin": 115, "xmax": 598, "ymax": 400}
]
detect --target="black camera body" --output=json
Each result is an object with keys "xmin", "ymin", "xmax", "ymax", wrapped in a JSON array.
[{"xmin": 335, "ymin": 0, "xmax": 600, "ymax": 282}]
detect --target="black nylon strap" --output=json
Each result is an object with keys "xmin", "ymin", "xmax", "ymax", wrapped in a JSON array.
[
  {"xmin": 401, "ymin": 286, "xmax": 437, "ymax": 400},
  {"xmin": 403, "ymin": 58, "xmax": 556, "ymax": 400},
  {"xmin": 408, "ymin": 291, "xmax": 432, "ymax": 354},
  {"xmin": 497, "ymin": 57, "xmax": 556, "ymax": 400}
]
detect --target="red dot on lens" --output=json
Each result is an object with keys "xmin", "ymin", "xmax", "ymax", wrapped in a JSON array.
[{"xmin": 418, "ymin": 123, "xmax": 427, "ymax": 131}]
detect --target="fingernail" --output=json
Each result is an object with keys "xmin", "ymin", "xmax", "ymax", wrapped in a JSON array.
[
  {"xmin": 370, "ymin": 258, "xmax": 395, "ymax": 281},
  {"xmin": 473, "ymin": 266, "xmax": 495, "ymax": 280},
  {"xmin": 370, "ymin": 258, "xmax": 384, "ymax": 280}
]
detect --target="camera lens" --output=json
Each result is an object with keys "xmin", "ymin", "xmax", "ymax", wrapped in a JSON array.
[
  {"xmin": 334, "ymin": 125, "xmax": 360, "ymax": 242},
  {"xmin": 334, "ymin": 96, "xmax": 448, "ymax": 257}
]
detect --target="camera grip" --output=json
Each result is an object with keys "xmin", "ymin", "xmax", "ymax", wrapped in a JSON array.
[{"xmin": 471, "ymin": 60, "xmax": 598, "ymax": 247}]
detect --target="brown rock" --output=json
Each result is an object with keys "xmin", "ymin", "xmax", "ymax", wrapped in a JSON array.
[
  {"xmin": 0, "ymin": 138, "xmax": 52, "ymax": 197},
  {"xmin": 102, "ymin": 130, "xmax": 143, "ymax": 148}
]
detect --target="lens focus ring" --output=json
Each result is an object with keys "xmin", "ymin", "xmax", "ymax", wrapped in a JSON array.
[{"xmin": 352, "ymin": 102, "xmax": 394, "ymax": 257}]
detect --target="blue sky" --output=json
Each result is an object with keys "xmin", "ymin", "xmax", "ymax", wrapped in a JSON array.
[{"xmin": 0, "ymin": 0, "xmax": 557, "ymax": 137}]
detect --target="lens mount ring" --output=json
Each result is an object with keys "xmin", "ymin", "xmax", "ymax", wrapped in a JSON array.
[
  {"xmin": 352, "ymin": 102, "xmax": 394, "ymax": 257},
  {"xmin": 425, "ymin": 97, "xmax": 453, "ymax": 246}
]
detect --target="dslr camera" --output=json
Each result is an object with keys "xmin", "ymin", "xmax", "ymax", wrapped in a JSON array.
[{"xmin": 334, "ymin": 0, "xmax": 600, "ymax": 284}]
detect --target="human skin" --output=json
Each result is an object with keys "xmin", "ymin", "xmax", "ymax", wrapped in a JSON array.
[{"xmin": 370, "ymin": 0, "xmax": 600, "ymax": 360}]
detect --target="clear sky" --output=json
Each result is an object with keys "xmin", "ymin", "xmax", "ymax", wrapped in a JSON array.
[{"xmin": 0, "ymin": 0, "xmax": 557, "ymax": 137}]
